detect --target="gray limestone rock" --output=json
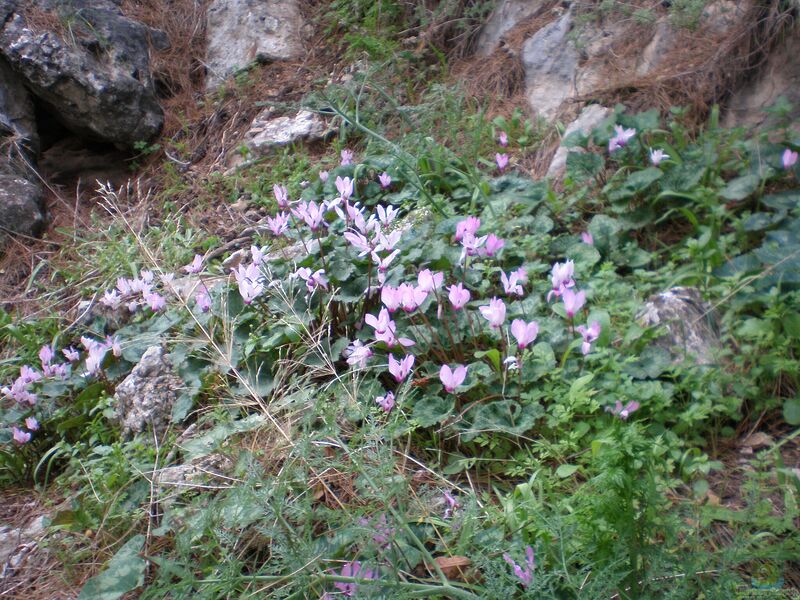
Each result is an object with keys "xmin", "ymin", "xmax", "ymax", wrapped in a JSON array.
[
  {"xmin": 0, "ymin": 515, "xmax": 47, "ymax": 578},
  {"xmin": 0, "ymin": 169, "xmax": 44, "ymax": 241},
  {"xmin": 724, "ymin": 26, "xmax": 800, "ymax": 130},
  {"xmin": 475, "ymin": 0, "xmax": 549, "ymax": 56},
  {"xmin": 521, "ymin": 13, "xmax": 579, "ymax": 119},
  {"xmin": 0, "ymin": 55, "xmax": 44, "ymax": 241},
  {"xmin": 638, "ymin": 287, "xmax": 722, "ymax": 365},
  {"xmin": 205, "ymin": 0, "xmax": 304, "ymax": 90},
  {"xmin": 547, "ymin": 104, "xmax": 611, "ymax": 178},
  {"xmin": 0, "ymin": 0, "xmax": 163, "ymax": 146},
  {"xmin": 114, "ymin": 345, "xmax": 184, "ymax": 437}
]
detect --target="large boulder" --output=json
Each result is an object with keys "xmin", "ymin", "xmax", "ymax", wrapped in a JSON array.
[
  {"xmin": 521, "ymin": 12, "xmax": 579, "ymax": 119},
  {"xmin": 0, "ymin": 0, "xmax": 163, "ymax": 146},
  {"xmin": 114, "ymin": 346, "xmax": 184, "ymax": 437},
  {"xmin": 475, "ymin": 0, "xmax": 550, "ymax": 56},
  {"xmin": 638, "ymin": 287, "xmax": 722, "ymax": 365},
  {"xmin": 0, "ymin": 57, "xmax": 43, "ymax": 240},
  {"xmin": 723, "ymin": 26, "xmax": 800, "ymax": 130},
  {"xmin": 205, "ymin": 0, "xmax": 304, "ymax": 89}
]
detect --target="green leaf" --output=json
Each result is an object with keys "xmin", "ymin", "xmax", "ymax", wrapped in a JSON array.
[
  {"xmin": 555, "ymin": 464, "xmax": 579, "ymax": 478},
  {"xmin": 466, "ymin": 400, "xmax": 542, "ymax": 439},
  {"xmin": 566, "ymin": 151, "xmax": 604, "ymax": 183},
  {"xmin": 783, "ymin": 398, "xmax": 800, "ymax": 425},
  {"xmin": 588, "ymin": 215, "xmax": 623, "ymax": 252},
  {"xmin": 607, "ymin": 168, "xmax": 663, "ymax": 202},
  {"xmin": 78, "ymin": 535, "xmax": 146, "ymax": 600},
  {"xmin": 474, "ymin": 348, "xmax": 501, "ymax": 372},
  {"xmin": 412, "ymin": 395, "xmax": 454, "ymax": 427},
  {"xmin": 720, "ymin": 174, "xmax": 760, "ymax": 201}
]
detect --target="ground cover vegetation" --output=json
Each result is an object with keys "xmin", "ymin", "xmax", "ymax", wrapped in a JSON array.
[{"xmin": 1, "ymin": 0, "xmax": 799, "ymax": 598}]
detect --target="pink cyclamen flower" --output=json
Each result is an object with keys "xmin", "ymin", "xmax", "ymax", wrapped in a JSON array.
[
  {"xmin": 39, "ymin": 345, "xmax": 54, "ymax": 366},
  {"xmin": 448, "ymin": 283, "xmax": 470, "ymax": 310},
  {"xmin": 561, "ymin": 288, "xmax": 586, "ymax": 318},
  {"xmin": 576, "ymin": 321, "xmax": 601, "ymax": 355},
  {"xmin": 381, "ymin": 285, "xmax": 403, "ymax": 312},
  {"xmin": 273, "ymin": 184, "xmax": 289, "ymax": 209},
  {"xmin": 378, "ymin": 172, "xmax": 392, "ymax": 189},
  {"xmin": 609, "ymin": 125, "xmax": 636, "ymax": 153},
  {"xmin": 439, "ymin": 364, "xmax": 467, "ymax": 393},
  {"xmin": 12, "ymin": 427, "xmax": 31, "ymax": 444},
  {"xmin": 480, "ymin": 297, "xmax": 506, "ymax": 328},
  {"xmin": 581, "ymin": 231, "xmax": 594, "ymax": 245},
  {"xmin": 782, "ymin": 148, "xmax": 798, "ymax": 170},
  {"xmin": 183, "ymin": 254, "xmax": 204, "ymax": 274},
  {"xmin": 483, "ymin": 233, "xmax": 505, "ymax": 257},
  {"xmin": 105, "ymin": 335, "xmax": 122, "ymax": 358},
  {"xmin": 333, "ymin": 561, "xmax": 374, "ymax": 596},
  {"xmin": 84, "ymin": 343, "xmax": 109, "ymax": 377},
  {"xmin": 503, "ymin": 546, "xmax": 535, "ymax": 588},
  {"xmin": 293, "ymin": 200, "xmax": 325, "ymax": 231},
  {"xmin": 100, "ymin": 290, "xmax": 123, "ymax": 310},
  {"xmin": 548, "ymin": 260, "xmax": 575, "ymax": 301},
  {"xmin": 649, "ymin": 148, "xmax": 669, "ymax": 166},
  {"xmin": 496, "ymin": 153, "xmax": 509, "ymax": 172},
  {"xmin": 375, "ymin": 391, "xmax": 395, "ymax": 412},
  {"xmin": 511, "ymin": 319, "xmax": 539, "ymax": 350},
  {"xmin": 388, "ymin": 353, "xmax": 415, "ymax": 383},
  {"xmin": 443, "ymin": 491, "xmax": 460, "ymax": 519},
  {"xmin": 340, "ymin": 149, "xmax": 354, "ymax": 166},
  {"xmin": 335, "ymin": 176, "xmax": 354, "ymax": 201},
  {"xmin": 251, "ymin": 245, "xmax": 267, "ymax": 265},
  {"xmin": 234, "ymin": 263, "xmax": 263, "ymax": 304},
  {"xmin": 606, "ymin": 400, "xmax": 640, "ymax": 420},
  {"xmin": 267, "ymin": 212, "xmax": 289, "ymax": 236},
  {"xmin": 145, "ymin": 292, "xmax": 166, "ymax": 312},
  {"xmin": 63, "ymin": 347, "xmax": 80, "ymax": 362},
  {"xmin": 195, "ymin": 287, "xmax": 212, "ymax": 313},
  {"xmin": 374, "ymin": 204, "xmax": 399, "ymax": 229},
  {"xmin": 346, "ymin": 340, "xmax": 373, "ymax": 368},
  {"xmin": 20, "ymin": 365, "xmax": 41, "ymax": 385},
  {"xmin": 417, "ymin": 269, "xmax": 443, "ymax": 293},
  {"xmin": 498, "ymin": 131, "xmax": 508, "ymax": 147},
  {"xmin": 398, "ymin": 283, "xmax": 427, "ymax": 312},
  {"xmin": 454, "ymin": 216, "xmax": 480, "ymax": 242},
  {"xmin": 25, "ymin": 417, "xmax": 39, "ymax": 431},
  {"xmin": 501, "ymin": 270, "xmax": 524, "ymax": 297}
]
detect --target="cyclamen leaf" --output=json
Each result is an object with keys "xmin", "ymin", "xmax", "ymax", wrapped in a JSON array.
[{"xmin": 78, "ymin": 535, "xmax": 146, "ymax": 600}]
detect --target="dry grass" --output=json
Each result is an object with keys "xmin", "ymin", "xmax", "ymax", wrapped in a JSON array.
[{"xmin": 575, "ymin": 0, "xmax": 796, "ymax": 124}]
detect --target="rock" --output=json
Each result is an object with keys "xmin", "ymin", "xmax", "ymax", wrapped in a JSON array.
[
  {"xmin": 156, "ymin": 453, "xmax": 234, "ymax": 491},
  {"xmin": 475, "ymin": 0, "xmax": 549, "ymax": 56},
  {"xmin": 244, "ymin": 110, "xmax": 326, "ymax": 153},
  {"xmin": 635, "ymin": 20, "xmax": 675, "ymax": 77},
  {"xmin": 0, "ymin": 57, "xmax": 38, "ymax": 158},
  {"xmin": 638, "ymin": 287, "xmax": 722, "ymax": 365},
  {"xmin": 0, "ymin": 515, "xmax": 48, "ymax": 577},
  {"xmin": 226, "ymin": 109, "xmax": 326, "ymax": 171},
  {"xmin": 0, "ymin": 56, "xmax": 44, "ymax": 241},
  {"xmin": 0, "ymin": 170, "xmax": 44, "ymax": 241},
  {"xmin": 0, "ymin": 0, "xmax": 163, "ymax": 146},
  {"xmin": 724, "ymin": 29, "xmax": 800, "ymax": 130},
  {"xmin": 114, "ymin": 346, "xmax": 184, "ymax": 437},
  {"xmin": 205, "ymin": 0, "xmax": 304, "ymax": 89},
  {"xmin": 521, "ymin": 13, "xmax": 579, "ymax": 119},
  {"xmin": 546, "ymin": 104, "xmax": 611, "ymax": 178}
]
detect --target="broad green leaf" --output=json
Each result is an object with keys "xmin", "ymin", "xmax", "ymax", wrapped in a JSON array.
[
  {"xmin": 720, "ymin": 174, "xmax": 760, "ymax": 201},
  {"xmin": 566, "ymin": 151, "xmax": 604, "ymax": 183},
  {"xmin": 412, "ymin": 395, "xmax": 454, "ymax": 427},
  {"xmin": 783, "ymin": 398, "xmax": 800, "ymax": 425},
  {"xmin": 78, "ymin": 535, "xmax": 146, "ymax": 600},
  {"xmin": 555, "ymin": 464, "xmax": 579, "ymax": 478},
  {"xmin": 468, "ymin": 400, "xmax": 542, "ymax": 438}
]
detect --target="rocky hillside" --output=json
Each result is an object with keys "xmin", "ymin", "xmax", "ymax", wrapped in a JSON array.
[{"xmin": 0, "ymin": 1, "xmax": 798, "ymax": 598}]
